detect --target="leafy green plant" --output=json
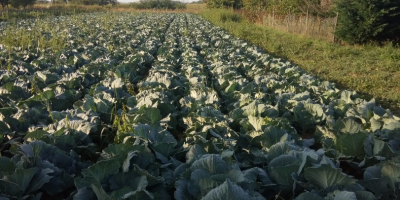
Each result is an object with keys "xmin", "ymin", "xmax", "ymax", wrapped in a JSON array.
[
  {"xmin": 1, "ymin": 12, "xmax": 400, "ymax": 200},
  {"xmin": 207, "ymin": 0, "xmax": 242, "ymax": 9},
  {"xmin": 335, "ymin": 0, "xmax": 400, "ymax": 44},
  {"xmin": 130, "ymin": 0, "xmax": 186, "ymax": 10},
  {"xmin": 10, "ymin": 0, "xmax": 35, "ymax": 9}
]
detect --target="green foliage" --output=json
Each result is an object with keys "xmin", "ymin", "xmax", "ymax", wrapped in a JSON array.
[
  {"xmin": 10, "ymin": 0, "xmax": 35, "ymax": 9},
  {"xmin": 0, "ymin": 5, "xmax": 104, "ymax": 21},
  {"xmin": 2, "ymin": 11, "xmax": 400, "ymax": 200},
  {"xmin": 98, "ymin": 0, "xmax": 117, "ymax": 6},
  {"xmin": 335, "ymin": 0, "xmax": 400, "ymax": 44},
  {"xmin": 304, "ymin": 164, "xmax": 356, "ymax": 189},
  {"xmin": 201, "ymin": 9, "xmax": 400, "ymax": 114},
  {"xmin": 130, "ymin": 0, "xmax": 186, "ymax": 10},
  {"xmin": 206, "ymin": 0, "xmax": 242, "ymax": 9},
  {"xmin": 242, "ymin": 0, "xmax": 267, "ymax": 12},
  {"xmin": 219, "ymin": 10, "xmax": 242, "ymax": 22},
  {"xmin": 240, "ymin": 0, "xmax": 335, "ymax": 15},
  {"xmin": 0, "ymin": 0, "xmax": 9, "ymax": 9},
  {"xmin": 67, "ymin": 0, "xmax": 117, "ymax": 6}
]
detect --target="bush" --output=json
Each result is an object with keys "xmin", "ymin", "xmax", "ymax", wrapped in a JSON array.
[
  {"xmin": 10, "ymin": 0, "xmax": 35, "ymax": 9},
  {"xmin": 130, "ymin": 0, "xmax": 186, "ymax": 10},
  {"xmin": 0, "ymin": 0, "xmax": 10, "ymax": 9},
  {"xmin": 335, "ymin": 0, "xmax": 400, "ymax": 44},
  {"xmin": 220, "ymin": 11, "xmax": 242, "ymax": 22},
  {"xmin": 206, "ymin": 0, "xmax": 242, "ymax": 9}
]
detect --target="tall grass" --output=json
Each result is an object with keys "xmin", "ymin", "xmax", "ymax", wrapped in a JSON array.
[
  {"xmin": 201, "ymin": 9, "xmax": 400, "ymax": 114},
  {"xmin": 237, "ymin": 10, "xmax": 338, "ymax": 42}
]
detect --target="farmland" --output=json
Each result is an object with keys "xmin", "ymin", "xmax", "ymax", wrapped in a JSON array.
[{"xmin": 1, "ymin": 12, "xmax": 400, "ymax": 199}]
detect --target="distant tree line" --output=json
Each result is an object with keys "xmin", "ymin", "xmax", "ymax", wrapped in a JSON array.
[
  {"xmin": 130, "ymin": 0, "xmax": 186, "ymax": 10},
  {"xmin": 1, "ymin": 0, "xmax": 35, "ymax": 9},
  {"xmin": 207, "ymin": 0, "xmax": 400, "ymax": 44}
]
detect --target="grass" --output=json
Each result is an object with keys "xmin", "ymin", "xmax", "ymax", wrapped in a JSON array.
[
  {"xmin": 186, "ymin": 3, "xmax": 207, "ymax": 13},
  {"xmin": 201, "ymin": 9, "xmax": 400, "ymax": 114}
]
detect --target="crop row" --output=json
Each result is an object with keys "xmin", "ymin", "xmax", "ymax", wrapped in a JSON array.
[{"xmin": 1, "ymin": 13, "xmax": 400, "ymax": 200}]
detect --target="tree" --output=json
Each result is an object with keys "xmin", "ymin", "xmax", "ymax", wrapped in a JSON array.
[
  {"xmin": 98, "ymin": 0, "xmax": 117, "ymax": 6},
  {"xmin": 51, "ymin": 0, "xmax": 68, "ymax": 4},
  {"xmin": 335, "ymin": 0, "xmax": 400, "ymax": 44},
  {"xmin": 131, "ymin": 0, "xmax": 185, "ymax": 10},
  {"xmin": 242, "ymin": 0, "xmax": 267, "ymax": 12},
  {"xmin": 10, "ymin": 0, "xmax": 35, "ymax": 9},
  {"xmin": 0, "ymin": 0, "xmax": 9, "ymax": 10},
  {"xmin": 68, "ymin": 0, "xmax": 115, "ymax": 5},
  {"xmin": 206, "ymin": 0, "xmax": 242, "ymax": 9}
]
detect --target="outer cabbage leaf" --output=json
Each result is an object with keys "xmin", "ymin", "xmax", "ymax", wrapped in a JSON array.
[
  {"xmin": 201, "ymin": 179, "xmax": 265, "ymax": 200},
  {"xmin": 74, "ymin": 159, "xmax": 120, "ymax": 189},
  {"xmin": 267, "ymin": 155, "xmax": 300, "ymax": 186},
  {"xmin": 304, "ymin": 164, "xmax": 356, "ymax": 189},
  {"xmin": 294, "ymin": 192, "xmax": 323, "ymax": 200}
]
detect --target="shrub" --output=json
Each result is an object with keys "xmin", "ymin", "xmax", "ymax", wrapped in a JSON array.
[
  {"xmin": 0, "ymin": 0, "xmax": 10, "ymax": 9},
  {"xmin": 335, "ymin": 0, "xmax": 400, "ymax": 44},
  {"xmin": 130, "ymin": 0, "xmax": 186, "ymax": 10},
  {"xmin": 10, "ymin": 0, "xmax": 35, "ymax": 9},
  {"xmin": 206, "ymin": 0, "xmax": 242, "ymax": 9},
  {"xmin": 220, "ymin": 11, "xmax": 242, "ymax": 22}
]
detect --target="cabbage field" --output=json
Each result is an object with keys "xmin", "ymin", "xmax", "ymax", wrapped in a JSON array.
[{"xmin": 1, "ymin": 12, "xmax": 400, "ymax": 200}]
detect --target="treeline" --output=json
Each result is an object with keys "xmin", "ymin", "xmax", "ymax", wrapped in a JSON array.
[
  {"xmin": 0, "ymin": 0, "xmax": 52, "ymax": 9},
  {"xmin": 0, "ymin": 0, "xmax": 36, "ymax": 9},
  {"xmin": 207, "ymin": 0, "xmax": 400, "ymax": 44},
  {"xmin": 130, "ymin": 0, "xmax": 186, "ymax": 10}
]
